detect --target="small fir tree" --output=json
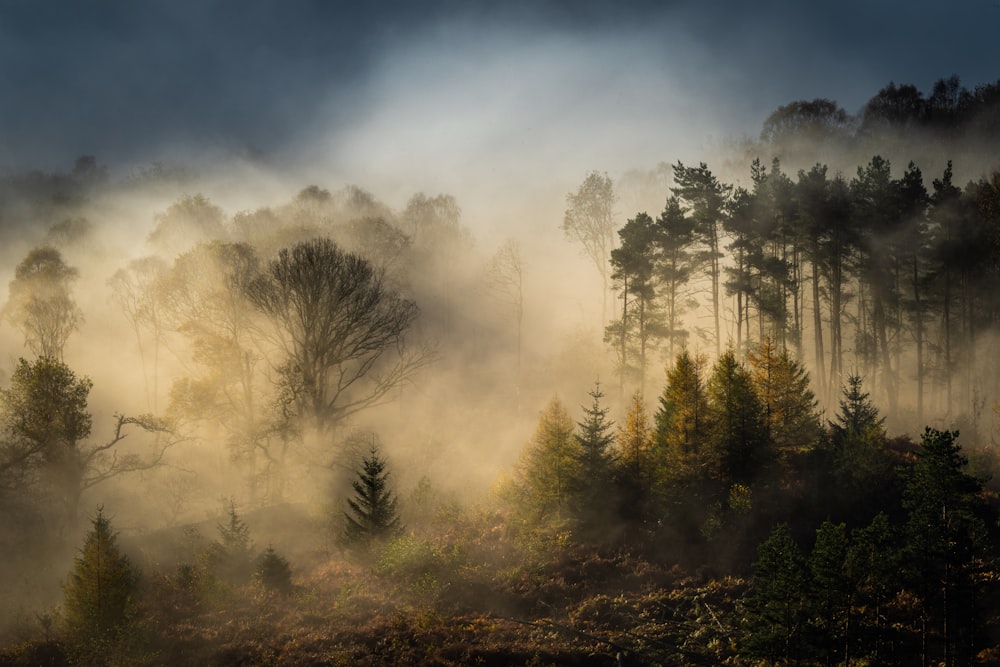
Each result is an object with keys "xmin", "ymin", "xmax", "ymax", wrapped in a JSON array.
[
  {"xmin": 255, "ymin": 546, "xmax": 293, "ymax": 595},
  {"xmin": 572, "ymin": 382, "xmax": 616, "ymax": 534},
  {"xmin": 344, "ymin": 444, "xmax": 401, "ymax": 545},
  {"xmin": 210, "ymin": 500, "xmax": 255, "ymax": 585},
  {"xmin": 63, "ymin": 507, "xmax": 138, "ymax": 641}
]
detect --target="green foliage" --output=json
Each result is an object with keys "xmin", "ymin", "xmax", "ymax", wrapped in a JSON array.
[
  {"xmin": 571, "ymin": 383, "xmax": 616, "ymax": 534},
  {"xmin": 509, "ymin": 397, "xmax": 579, "ymax": 526},
  {"xmin": 806, "ymin": 521, "xmax": 850, "ymax": 664},
  {"xmin": 62, "ymin": 508, "xmax": 138, "ymax": 642},
  {"xmin": 344, "ymin": 444, "xmax": 402, "ymax": 546},
  {"xmin": 654, "ymin": 350, "xmax": 710, "ymax": 479},
  {"xmin": 705, "ymin": 350, "xmax": 766, "ymax": 485},
  {"xmin": 743, "ymin": 523, "xmax": 806, "ymax": 662},
  {"xmin": 746, "ymin": 336, "xmax": 821, "ymax": 455},
  {"xmin": 901, "ymin": 428, "xmax": 989, "ymax": 664}
]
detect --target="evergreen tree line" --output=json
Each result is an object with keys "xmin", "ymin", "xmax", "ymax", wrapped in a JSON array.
[
  {"xmin": 604, "ymin": 154, "xmax": 1000, "ymax": 430},
  {"xmin": 507, "ymin": 347, "xmax": 1000, "ymax": 665}
]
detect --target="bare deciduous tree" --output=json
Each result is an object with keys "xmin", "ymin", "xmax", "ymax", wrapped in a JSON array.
[
  {"xmin": 246, "ymin": 237, "xmax": 433, "ymax": 436},
  {"xmin": 5, "ymin": 246, "xmax": 83, "ymax": 361}
]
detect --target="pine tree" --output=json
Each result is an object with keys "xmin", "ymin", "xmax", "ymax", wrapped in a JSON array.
[
  {"xmin": 255, "ymin": 546, "xmax": 293, "ymax": 595},
  {"xmin": 655, "ymin": 350, "xmax": 710, "ymax": 479},
  {"xmin": 511, "ymin": 396, "xmax": 579, "ymax": 524},
  {"xmin": 572, "ymin": 382, "xmax": 616, "ymax": 534},
  {"xmin": 902, "ymin": 428, "xmax": 988, "ymax": 666},
  {"xmin": 747, "ymin": 336, "xmax": 821, "ymax": 458},
  {"xmin": 63, "ymin": 507, "xmax": 138, "ymax": 641},
  {"xmin": 706, "ymin": 350, "xmax": 766, "ymax": 486},
  {"xmin": 743, "ymin": 523, "xmax": 807, "ymax": 663},
  {"xmin": 807, "ymin": 520, "xmax": 851, "ymax": 666},
  {"xmin": 615, "ymin": 391, "xmax": 656, "ymax": 538},
  {"xmin": 829, "ymin": 375, "xmax": 889, "ymax": 487},
  {"xmin": 210, "ymin": 500, "xmax": 255, "ymax": 585},
  {"xmin": 344, "ymin": 444, "xmax": 402, "ymax": 545}
]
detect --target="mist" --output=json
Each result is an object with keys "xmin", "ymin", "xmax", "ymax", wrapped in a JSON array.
[{"xmin": 2, "ymin": 2, "xmax": 1000, "ymax": 664}]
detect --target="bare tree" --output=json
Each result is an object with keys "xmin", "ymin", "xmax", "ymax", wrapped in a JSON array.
[
  {"xmin": 562, "ymin": 172, "xmax": 617, "ymax": 327},
  {"xmin": 108, "ymin": 256, "xmax": 170, "ymax": 412},
  {"xmin": 485, "ymin": 238, "xmax": 525, "ymax": 379},
  {"xmin": 246, "ymin": 237, "xmax": 433, "ymax": 436},
  {"xmin": 4, "ymin": 246, "xmax": 83, "ymax": 361}
]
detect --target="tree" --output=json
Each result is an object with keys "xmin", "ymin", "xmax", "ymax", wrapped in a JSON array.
[
  {"xmin": 255, "ymin": 546, "xmax": 293, "ymax": 595},
  {"xmin": 747, "ymin": 336, "xmax": 821, "ymax": 458},
  {"xmin": 210, "ymin": 501, "xmax": 255, "ymax": 585},
  {"xmin": 760, "ymin": 98, "xmax": 852, "ymax": 144},
  {"xmin": 655, "ymin": 350, "xmax": 710, "ymax": 479},
  {"xmin": 902, "ymin": 428, "xmax": 989, "ymax": 666},
  {"xmin": 63, "ymin": 508, "xmax": 138, "ymax": 641},
  {"xmin": 807, "ymin": 520, "xmax": 851, "ymax": 666},
  {"xmin": 705, "ymin": 350, "xmax": 766, "ymax": 485},
  {"xmin": 4, "ymin": 246, "xmax": 83, "ymax": 360},
  {"xmin": 0, "ymin": 357, "xmax": 173, "ymax": 533},
  {"xmin": 607, "ymin": 212, "xmax": 662, "ymax": 395},
  {"xmin": 847, "ymin": 512, "xmax": 900, "ymax": 663},
  {"xmin": 615, "ymin": 391, "xmax": 655, "ymax": 522},
  {"xmin": 655, "ymin": 196, "xmax": 697, "ymax": 360},
  {"xmin": 572, "ymin": 382, "xmax": 616, "ymax": 533},
  {"xmin": 147, "ymin": 193, "xmax": 227, "ymax": 258},
  {"xmin": 344, "ymin": 444, "xmax": 402, "ymax": 545},
  {"xmin": 743, "ymin": 523, "xmax": 807, "ymax": 663},
  {"xmin": 562, "ymin": 171, "xmax": 617, "ymax": 326},
  {"xmin": 672, "ymin": 162, "xmax": 731, "ymax": 356},
  {"xmin": 485, "ymin": 238, "xmax": 525, "ymax": 387},
  {"xmin": 511, "ymin": 397, "xmax": 579, "ymax": 525},
  {"xmin": 160, "ymin": 242, "xmax": 281, "ymax": 503},
  {"xmin": 108, "ymin": 256, "xmax": 170, "ymax": 413},
  {"xmin": 246, "ymin": 237, "xmax": 431, "ymax": 436}
]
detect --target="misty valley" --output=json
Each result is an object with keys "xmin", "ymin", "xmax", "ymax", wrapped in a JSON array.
[{"xmin": 5, "ymin": 76, "xmax": 1000, "ymax": 666}]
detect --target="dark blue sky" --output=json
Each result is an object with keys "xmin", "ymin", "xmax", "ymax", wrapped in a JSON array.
[{"xmin": 0, "ymin": 1, "xmax": 994, "ymax": 185}]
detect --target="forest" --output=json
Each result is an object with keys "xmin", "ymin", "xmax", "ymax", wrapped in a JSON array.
[{"xmin": 2, "ymin": 75, "xmax": 1000, "ymax": 665}]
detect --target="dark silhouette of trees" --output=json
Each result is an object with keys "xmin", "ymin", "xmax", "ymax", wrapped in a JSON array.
[
  {"xmin": 671, "ymin": 161, "xmax": 730, "ymax": 356},
  {"xmin": 343, "ymin": 444, "xmax": 402, "ymax": 546},
  {"xmin": 607, "ymin": 212, "xmax": 661, "ymax": 394}
]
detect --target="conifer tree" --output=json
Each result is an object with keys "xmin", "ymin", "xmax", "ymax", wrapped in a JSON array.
[
  {"xmin": 615, "ymin": 391, "xmax": 656, "ymax": 534},
  {"xmin": 743, "ymin": 523, "xmax": 807, "ymax": 663},
  {"xmin": 706, "ymin": 350, "xmax": 766, "ymax": 485},
  {"xmin": 255, "ymin": 546, "xmax": 293, "ymax": 595},
  {"xmin": 63, "ymin": 508, "xmax": 138, "ymax": 641},
  {"xmin": 210, "ymin": 501, "xmax": 255, "ymax": 585},
  {"xmin": 655, "ymin": 350, "xmax": 710, "ymax": 479},
  {"xmin": 344, "ymin": 444, "xmax": 401, "ymax": 545},
  {"xmin": 572, "ymin": 383, "xmax": 616, "ymax": 533},
  {"xmin": 512, "ymin": 397, "xmax": 579, "ymax": 524},
  {"xmin": 829, "ymin": 374, "xmax": 888, "ymax": 486},
  {"xmin": 902, "ymin": 428, "xmax": 988, "ymax": 666},
  {"xmin": 807, "ymin": 520, "xmax": 851, "ymax": 665},
  {"xmin": 747, "ymin": 336, "xmax": 821, "ymax": 457}
]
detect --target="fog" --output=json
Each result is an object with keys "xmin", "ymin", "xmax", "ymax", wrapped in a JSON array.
[{"xmin": 1, "ymin": 2, "xmax": 999, "ymax": 660}]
